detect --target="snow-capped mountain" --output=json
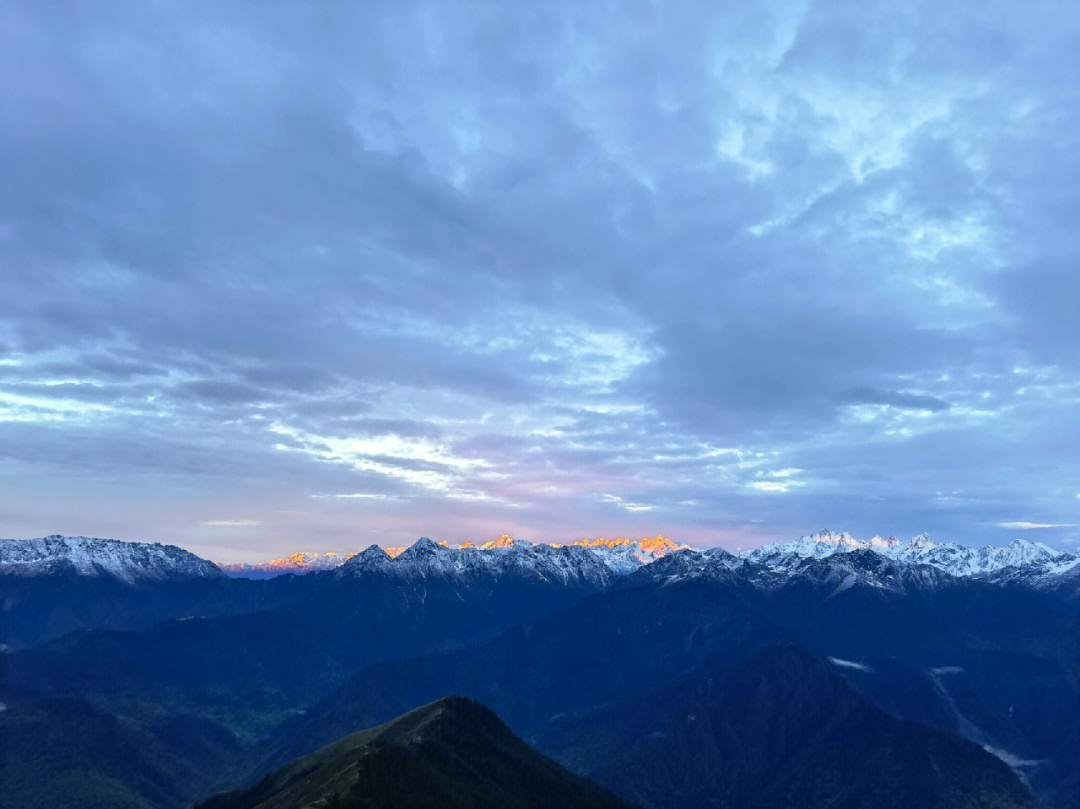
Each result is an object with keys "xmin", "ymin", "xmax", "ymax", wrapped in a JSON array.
[
  {"xmin": 0, "ymin": 535, "xmax": 224, "ymax": 583},
  {"xmin": 743, "ymin": 528, "xmax": 1079, "ymax": 582},
  {"xmin": 6, "ymin": 530, "xmax": 1075, "ymax": 594},
  {"xmin": 769, "ymin": 549, "xmax": 959, "ymax": 595},
  {"xmin": 222, "ymin": 535, "xmax": 688, "ymax": 579},
  {"xmin": 623, "ymin": 546, "xmax": 744, "ymax": 583},
  {"xmin": 896, "ymin": 535, "xmax": 1077, "ymax": 578},
  {"xmin": 631, "ymin": 543, "xmax": 957, "ymax": 596},
  {"xmin": 744, "ymin": 529, "xmax": 901, "ymax": 564},
  {"xmin": 218, "ymin": 551, "xmax": 357, "ymax": 579},
  {"xmin": 571, "ymin": 535, "xmax": 689, "ymax": 574},
  {"xmin": 336, "ymin": 536, "xmax": 621, "ymax": 588}
]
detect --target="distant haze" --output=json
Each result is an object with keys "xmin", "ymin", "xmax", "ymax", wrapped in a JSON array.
[{"xmin": 2, "ymin": 2, "xmax": 1078, "ymax": 559}]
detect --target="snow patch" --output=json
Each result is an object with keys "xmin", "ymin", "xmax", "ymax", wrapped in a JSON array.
[
  {"xmin": 828, "ymin": 572, "xmax": 858, "ymax": 597},
  {"xmin": 828, "ymin": 657, "xmax": 872, "ymax": 672},
  {"xmin": 983, "ymin": 746, "xmax": 1045, "ymax": 770}
]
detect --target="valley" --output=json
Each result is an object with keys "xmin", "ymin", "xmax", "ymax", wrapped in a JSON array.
[{"xmin": 2, "ymin": 532, "xmax": 1076, "ymax": 808}]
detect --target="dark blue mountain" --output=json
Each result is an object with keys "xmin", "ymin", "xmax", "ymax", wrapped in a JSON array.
[
  {"xmin": 195, "ymin": 697, "xmax": 634, "ymax": 809},
  {"xmin": 547, "ymin": 645, "xmax": 1033, "ymax": 809},
  {"xmin": 3, "ymin": 537, "xmax": 1075, "ymax": 808}
]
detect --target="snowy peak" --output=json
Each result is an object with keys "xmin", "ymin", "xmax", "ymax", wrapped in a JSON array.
[
  {"xmin": 889, "ymin": 536, "xmax": 1072, "ymax": 577},
  {"xmin": 569, "ymin": 535, "xmax": 690, "ymax": 574},
  {"xmin": 808, "ymin": 529, "xmax": 861, "ymax": 546},
  {"xmin": 907, "ymin": 533, "xmax": 936, "ymax": 551},
  {"xmin": 398, "ymin": 536, "xmax": 448, "ymax": 560},
  {"xmin": 218, "ymin": 551, "xmax": 357, "ymax": 579},
  {"xmin": 742, "ymin": 530, "xmax": 1077, "ymax": 581},
  {"xmin": 795, "ymin": 549, "xmax": 957, "ymax": 595},
  {"xmin": 744, "ymin": 530, "xmax": 863, "ymax": 566},
  {"xmin": 0, "ymin": 535, "xmax": 225, "ymax": 584},
  {"xmin": 248, "ymin": 535, "xmax": 689, "ymax": 580},
  {"xmin": 630, "ymin": 546, "xmax": 744, "ymax": 584},
  {"xmin": 334, "ymin": 535, "xmax": 618, "ymax": 587},
  {"xmin": 480, "ymin": 534, "xmax": 526, "ymax": 550},
  {"xmin": 27, "ymin": 529, "xmax": 1070, "ymax": 593},
  {"xmin": 997, "ymin": 539, "xmax": 1061, "ymax": 567}
]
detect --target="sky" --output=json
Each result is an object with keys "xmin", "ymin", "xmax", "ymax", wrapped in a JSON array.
[{"xmin": 2, "ymin": 1, "xmax": 1078, "ymax": 561}]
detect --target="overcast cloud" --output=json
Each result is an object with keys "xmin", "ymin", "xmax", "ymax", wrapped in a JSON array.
[{"xmin": 2, "ymin": 1, "xmax": 1077, "ymax": 559}]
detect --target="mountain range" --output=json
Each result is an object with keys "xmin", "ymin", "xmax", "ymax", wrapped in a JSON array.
[
  {"xmin": 2, "ymin": 531, "xmax": 1076, "ymax": 808},
  {"xmin": 7, "ymin": 529, "xmax": 1075, "ymax": 587},
  {"xmin": 214, "ymin": 534, "xmax": 688, "ymax": 578}
]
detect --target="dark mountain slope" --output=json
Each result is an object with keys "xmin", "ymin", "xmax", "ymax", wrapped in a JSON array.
[
  {"xmin": 196, "ymin": 697, "xmax": 633, "ymax": 809},
  {"xmin": 546, "ymin": 646, "xmax": 1033, "ymax": 809},
  {"xmin": 1, "ymin": 537, "xmax": 617, "ymax": 649},
  {"xmin": 254, "ymin": 571, "xmax": 1076, "ymax": 807},
  {"xmin": 2, "ymin": 555, "xmax": 609, "ymax": 740},
  {"xmin": 0, "ymin": 572, "xmax": 274, "ymax": 650},
  {"xmin": 250, "ymin": 576, "xmax": 792, "ymax": 772},
  {"xmin": 0, "ymin": 685, "xmax": 239, "ymax": 809}
]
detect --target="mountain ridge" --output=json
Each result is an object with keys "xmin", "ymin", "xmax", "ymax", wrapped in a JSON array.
[
  {"xmin": 0, "ymin": 535, "xmax": 224, "ymax": 583},
  {"xmin": 7, "ymin": 531, "xmax": 1076, "ymax": 591},
  {"xmin": 195, "ymin": 696, "xmax": 634, "ymax": 809}
]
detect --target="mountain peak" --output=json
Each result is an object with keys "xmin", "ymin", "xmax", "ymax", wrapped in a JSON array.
[
  {"xmin": 480, "ymin": 534, "xmax": 528, "ymax": 549},
  {"xmin": 335, "ymin": 544, "xmax": 393, "ymax": 576},
  {"xmin": 0, "ymin": 536, "xmax": 224, "ymax": 583},
  {"xmin": 369, "ymin": 696, "xmax": 501, "ymax": 747},
  {"xmin": 218, "ymin": 550, "xmax": 355, "ymax": 579},
  {"xmin": 743, "ymin": 529, "xmax": 1075, "ymax": 583},
  {"xmin": 397, "ymin": 536, "xmax": 452, "ymax": 561},
  {"xmin": 908, "ymin": 533, "xmax": 936, "ymax": 550},
  {"xmin": 1006, "ymin": 538, "xmax": 1054, "ymax": 553},
  {"xmin": 196, "ymin": 697, "xmax": 631, "ymax": 809}
]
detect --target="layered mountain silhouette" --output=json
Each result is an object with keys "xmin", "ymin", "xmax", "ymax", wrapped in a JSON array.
[
  {"xmin": 248, "ymin": 552, "xmax": 1073, "ymax": 807},
  {"xmin": 546, "ymin": 645, "xmax": 1033, "ymax": 809},
  {"xmin": 5, "ymin": 531, "xmax": 1075, "ymax": 649},
  {"xmin": 0, "ymin": 684, "xmax": 238, "ymax": 809},
  {"xmin": 3, "ymin": 534, "xmax": 1075, "ymax": 809},
  {"xmin": 195, "ymin": 697, "xmax": 633, "ymax": 809}
]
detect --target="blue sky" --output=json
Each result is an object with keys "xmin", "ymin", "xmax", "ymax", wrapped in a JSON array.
[{"xmin": 2, "ymin": 1, "xmax": 1078, "ymax": 560}]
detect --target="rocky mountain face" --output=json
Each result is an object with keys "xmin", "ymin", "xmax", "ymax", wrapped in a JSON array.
[
  {"xmin": 213, "ymin": 529, "xmax": 1078, "ymax": 590},
  {"xmin": 215, "ymin": 535, "xmax": 687, "ymax": 578},
  {"xmin": 0, "ymin": 535, "xmax": 224, "ymax": 583},
  {"xmin": 217, "ymin": 551, "xmax": 356, "ymax": 579},
  {"xmin": 335, "ymin": 537, "xmax": 623, "ymax": 589},
  {"xmin": 744, "ymin": 529, "xmax": 1079, "ymax": 585},
  {"xmin": 5, "ymin": 530, "xmax": 1075, "ymax": 651},
  {"xmin": 22, "ymin": 528, "xmax": 1066, "ymax": 594}
]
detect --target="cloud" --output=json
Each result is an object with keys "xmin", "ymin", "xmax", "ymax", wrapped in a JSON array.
[
  {"xmin": 598, "ymin": 493, "xmax": 654, "ymax": 512},
  {"xmin": 316, "ymin": 492, "xmax": 397, "ymax": 500},
  {"xmin": 1, "ymin": 0, "xmax": 1078, "ymax": 555},
  {"xmin": 748, "ymin": 481, "xmax": 795, "ymax": 493},
  {"xmin": 840, "ymin": 387, "xmax": 951, "ymax": 412},
  {"xmin": 996, "ymin": 522, "xmax": 1077, "ymax": 530}
]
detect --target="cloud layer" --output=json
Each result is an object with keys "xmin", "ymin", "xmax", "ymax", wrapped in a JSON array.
[{"xmin": 2, "ymin": 1, "xmax": 1078, "ymax": 558}]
